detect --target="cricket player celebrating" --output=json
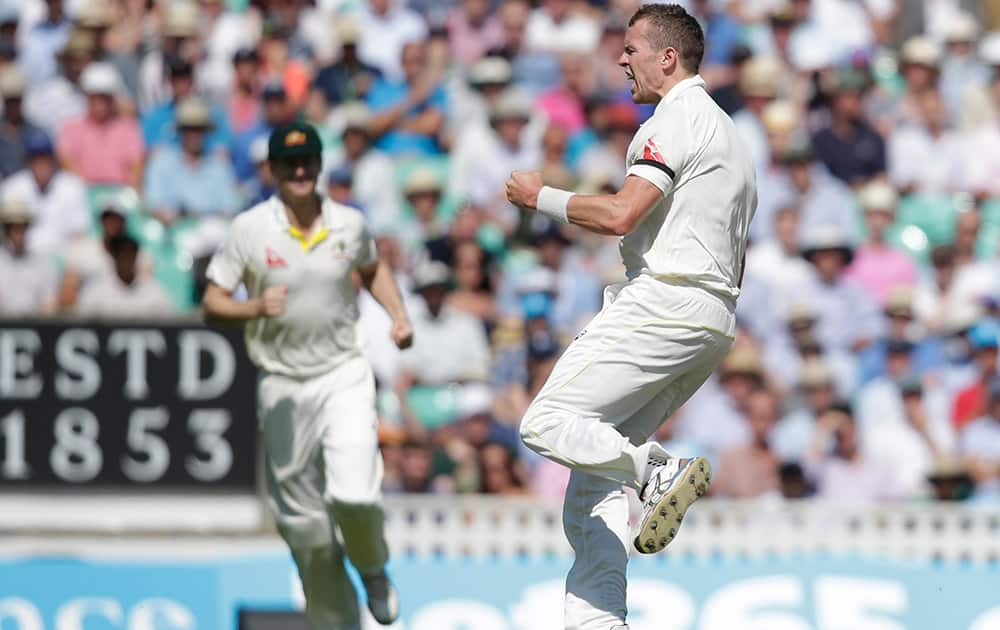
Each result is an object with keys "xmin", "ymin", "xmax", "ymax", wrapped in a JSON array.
[
  {"xmin": 506, "ymin": 5, "xmax": 756, "ymax": 629},
  {"xmin": 203, "ymin": 123, "xmax": 412, "ymax": 629}
]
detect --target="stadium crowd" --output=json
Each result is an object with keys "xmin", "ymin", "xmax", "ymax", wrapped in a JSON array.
[{"xmin": 1, "ymin": 0, "xmax": 1000, "ymax": 502}]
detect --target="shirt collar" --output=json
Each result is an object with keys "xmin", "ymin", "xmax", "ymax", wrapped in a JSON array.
[
  {"xmin": 269, "ymin": 195, "xmax": 338, "ymax": 251},
  {"xmin": 654, "ymin": 75, "xmax": 707, "ymax": 115}
]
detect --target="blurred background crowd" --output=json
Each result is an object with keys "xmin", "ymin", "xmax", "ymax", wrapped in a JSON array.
[{"xmin": 2, "ymin": 0, "xmax": 1000, "ymax": 503}]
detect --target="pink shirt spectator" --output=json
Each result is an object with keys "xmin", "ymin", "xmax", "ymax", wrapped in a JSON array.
[
  {"xmin": 446, "ymin": 9, "xmax": 505, "ymax": 65},
  {"xmin": 229, "ymin": 93, "xmax": 261, "ymax": 135},
  {"xmin": 57, "ymin": 115, "xmax": 144, "ymax": 186},
  {"xmin": 844, "ymin": 244, "xmax": 917, "ymax": 305},
  {"xmin": 536, "ymin": 88, "xmax": 586, "ymax": 134}
]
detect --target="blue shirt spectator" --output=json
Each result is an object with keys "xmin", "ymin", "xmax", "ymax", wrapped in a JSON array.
[
  {"xmin": 19, "ymin": 2, "xmax": 71, "ymax": 85},
  {"xmin": 141, "ymin": 59, "xmax": 231, "ymax": 153}
]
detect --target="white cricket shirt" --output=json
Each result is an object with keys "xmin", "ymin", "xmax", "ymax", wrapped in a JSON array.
[
  {"xmin": 623, "ymin": 75, "xmax": 757, "ymax": 300},
  {"xmin": 206, "ymin": 195, "xmax": 377, "ymax": 379}
]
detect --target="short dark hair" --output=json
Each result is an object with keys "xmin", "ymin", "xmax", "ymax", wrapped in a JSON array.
[
  {"xmin": 628, "ymin": 4, "xmax": 705, "ymax": 74},
  {"xmin": 108, "ymin": 234, "xmax": 139, "ymax": 258}
]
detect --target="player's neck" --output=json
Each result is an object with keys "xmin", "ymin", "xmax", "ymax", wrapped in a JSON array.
[
  {"xmin": 653, "ymin": 71, "xmax": 697, "ymax": 101},
  {"xmin": 281, "ymin": 193, "xmax": 322, "ymax": 232}
]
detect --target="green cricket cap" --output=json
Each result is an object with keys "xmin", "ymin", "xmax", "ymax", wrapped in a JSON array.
[{"xmin": 268, "ymin": 122, "xmax": 323, "ymax": 161}]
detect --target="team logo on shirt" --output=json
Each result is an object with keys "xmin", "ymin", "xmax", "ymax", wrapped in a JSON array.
[
  {"xmin": 642, "ymin": 138, "xmax": 666, "ymax": 164},
  {"xmin": 333, "ymin": 240, "xmax": 352, "ymax": 259},
  {"xmin": 265, "ymin": 247, "xmax": 288, "ymax": 267}
]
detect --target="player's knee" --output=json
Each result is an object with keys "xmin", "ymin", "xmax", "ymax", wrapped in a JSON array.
[{"xmin": 274, "ymin": 513, "xmax": 333, "ymax": 549}]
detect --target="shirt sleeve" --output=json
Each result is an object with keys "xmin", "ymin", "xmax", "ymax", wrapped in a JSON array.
[
  {"xmin": 625, "ymin": 114, "xmax": 689, "ymax": 196},
  {"xmin": 206, "ymin": 219, "xmax": 247, "ymax": 291},
  {"xmin": 352, "ymin": 221, "xmax": 377, "ymax": 269}
]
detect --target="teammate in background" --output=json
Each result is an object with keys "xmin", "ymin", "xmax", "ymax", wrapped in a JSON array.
[
  {"xmin": 506, "ymin": 5, "xmax": 756, "ymax": 629},
  {"xmin": 203, "ymin": 122, "xmax": 412, "ymax": 628}
]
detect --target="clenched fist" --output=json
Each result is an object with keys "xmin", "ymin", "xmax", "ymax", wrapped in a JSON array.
[
  {"xmin": 506, "ymin": 170, "xmax": 544, "ymax": 210},
  {"xmin": 257, "ymin": 285, "xmax": 287, "ymax": 318},
  {"xmin": 391, "ymin": 319, "xmax": 414, "ymax": 349}
]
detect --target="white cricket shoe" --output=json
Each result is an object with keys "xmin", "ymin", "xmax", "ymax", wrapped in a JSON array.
[
  {"xmin": 362, "ymin": 571, "xmax": 399, "ymax": 625},
  {"xmin": 633, "ymin": 457, "xmax": 711, "ymax": 554}
]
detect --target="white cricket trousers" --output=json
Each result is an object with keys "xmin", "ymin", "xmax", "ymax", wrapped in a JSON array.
[
  {"xmin": 519, "ymin": 275, "xmax": 735, "ymax": 630},
  {"xmin": 258, "ymin": 355, "xmax": 388, "ymax": 630}
]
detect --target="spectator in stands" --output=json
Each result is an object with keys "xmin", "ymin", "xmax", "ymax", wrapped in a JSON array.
[
  {"xmin": 745, "ymin": 205, "xmax": 813, "ymax": 293},
  {"xmin": 732, "ymin": 56, "xmax": 780, "ymax": 176},
  {"xmin": 447, "ymin": 239, "xmax": 497, "ymax": 326},
  {"xmin": 0, "ymin": 66, "xmax": 46, "ymax": 179},
  {"xmin": 1, "ymin": 129, "xmax": 89, "ymax": 255},
  {"xmin": 959, "ymin": 376, "xmax": 1000, "ymax": 498},
  {"xmin": 396, "ymin": 261, "xmax": 491, "ymax": 421},
  {"xmin": 536, "ymin": 53, "xmax": 599, "ymax": 135},
  {"xmin": 323, "ymin": 165, "xmax": 356, "ymax": 208},
  {"xmin": 479, "ymin": 442, "xmax": 528, "ymax": 494},
  {"xmin": 963, "ymin": 70, "xmax": 1000, "ymax": 199},
  {"xmin": 952, "ymin": 319, "xmax": 1000, "ymax": 431},
  {"xmin": 446, "ymin": 0, "xmax": 504, "ymax": 65},
  {"xmin": 357, "ymin": 0, "xmax": 428, "ymax": 82},
  {"xmin": 231, "ymin": 81, "xmax": 295, "ymax": 181},
  {"xmin": 23, "ymin": 28, "xmax": 93, "ymax": 136},
  {"xmin": 859, "ymin": 287, "xmax": 944, "ymax": 384},
  {"xmin": 393, "ymin": 437, "xmax": 435, "ymax": 493},
  {"xmin": 674, "ymin": 347, "xmax": 758, "ymax": 453},
  {"xmin": 524, "ymin": 0, "xmax": 600, "ymax": 54},
  {"xmin": 242, "ymin": 136, "xmax": 275, "ymax": 207},
  {"xmin": 425, "ymin": 203, "xmax": 483, "ymax": 266},
  {"xmin": 888, "ymin": 89, "xmax": 965, "ymax": 194},
  {"xmin": 20, "ymin": 0, "xmax": 72, "ymax": 85},
  {"xmin": 228, "ymin": 49, "xmax": 262, "ymax": 135},
  {"xmin": 144, "ymin": 97, "xmax": 241, "ymax": 225},
  {"xmin": 72, "ymin": 0, "xmax": 141, "ymax": 104},
  {"xmin": 797, "ymin": 224, "xmax": 882, "ymax": 352},
  {"xmin": 926, "ymin": 456, "xmax": 975, "ymax": 501},
  {"xmin": 75, "ymin": 234, "xmax": 174, "ymax": 319},
  {"xmin": 914, "ymin": 245, "xmax": 962, "ymax": 331},
  {"xmin": 891, "ymin": 36, "xmax": 944, "ymax": 131},
  {"xmin": 772, "ymin": 359, "xmax": 838, "ymax": 462},
  {"xmin": 844, "ymin": 180, "xmax": 918, "ymax": 305},
  {"xmin": 257, "ymin": 17, "xmax": 311, "ymax": 108},
  {"xmin": 0, "ymin": 201, "xmax": 57, "ymax": 316},
  {"xmin": 811, "ymin": 69, "xmax": 886, "ymax": 187},
  {"xmin": 398, "ymin": 168, "xmax": 448, "ymax": 250},
  {"xmin": 138, "ymin": 1, "xmax": 203, "ymax": 111},
  {"xmin": 451, "ymin": 89, "xmax": 540, "ymax": 213},
  {"xmin": 452, "ymin": 56, "xmax": 516, "ymax": 134},
  {"xmin": 324, "ymin": 103, "xmax": 400, "ymax": 232},
  {"xmin": 59, "ymin": 196, "xmax": 149, "ymax": 311},
  {"xmin": 938, "ymin": 12, "xmax": 989, "ymax": 120},
  {"xmin": 57, "ymin": 62, "xmax": 144, "ymax": 189},
  {"xmin": 713, "ymin": 388, "xmax": 782, "ymax": 498},
  {"xmin": 805, "ymin": 403, "xmax": 900, "ymax": 500},
  {"xmin": 142, "ymin": 58, "xmax": 231, "ymax": 154},
  {"xmin": 367, "ymin": 40, "xmax": 447, "ymax": 158},
  {"xmin": 312, "ymin": 19, "xmax": 381, "ymax": 108}
]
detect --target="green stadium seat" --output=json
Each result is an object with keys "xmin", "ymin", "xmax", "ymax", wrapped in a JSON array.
[
  {"xmin": 406, "ymin": 385, "xmax": 462, "ymax": 429},
  {"xmin": 895, "ymin": 194, "xmax": 959, "ymax": 246}
]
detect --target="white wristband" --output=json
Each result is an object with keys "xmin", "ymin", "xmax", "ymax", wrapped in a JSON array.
[{"xmin": 536, "ymin": 186, "xmax": 573, "ymax": 224}]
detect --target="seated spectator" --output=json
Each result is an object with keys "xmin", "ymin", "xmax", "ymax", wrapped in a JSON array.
[
  {"xmin": 24, "ymin": 28, "xmax": 93, "ymax": 137},
  {"xmin": 805, "ymin": 403, "xmax": 900, "ymax": 500},
  {"xmin": 888, "ymin": 90, "xmax": 965, "ymax": 195},
  {"xmin": 745, "ymin": 204, "xmax": 813, "ymax": 293},
  {"xmin": 0, "ymin": 202, "xmax": 57, "ymax": 316},
  {"xmin": 673, "ymin": 347, "xmax": 758, "ymax": 453},
  {"xmin": 795, "ymin": 224, "xmax": 883, "ymax": 352},
  {"xmin": 577, "ymin": 102, "xmax": 639, "ymax": 188},
  {"xmin": 243, "ymin": 136, "xmax": 276, "ymax": 207},
  {"xmin": 479, "ymin": 441, "xmax": 529, "ymax": 495},
  {"xmin": 498, "ymin": 220, "xmax": 601, "ymax": 338},
  {"xmin": 962, "ymin": 70, "xmax": 1000, "ymax": 199},
  {"xmin": 732, "ymin": 56, "xmax": 780, "ymax": 177},
  {"xmin": 452, "ymin": 56, "xmax": 516, "ymax": 133},
  {"xmin": 398, "ymin": 168, "xmax": 448, "ymax": 252},
  {"xmin": 0, "ymin": 66, "xmax": 46, "ymax": 179},
  {"xmin": 56, "ymin": 62, "xmax": 144, "ymax": 188},
  {"xmin": 1, "ymin": 129, "xmax": 89, "ymax": 255},
  {"xmin": 447, "ymin": 239, "xmax": 497, "ymax": 326},
  {"xmin": 58, "ymin": 197, "xmax": 150, "ymax": 311},
  {"xmin": 762, "ymin": 134, "xmax": 860, "ymax": 244},
  {"xmin": 367, "ymin": 40, "xmax": 448, "ymax": 158},
  {"xmin": 19, "ymin": 0, "xmax": 72, "ymax": 85},
  {"xmin": 75, "ymin": 234, "xmax": 174, "ymax": 319},
  {"xmin": 141, "ymin": 58, "xmax": 231, "ymax": 154},
  {"xmin": 952, "ymin": 319, "xmax": 1000, "ymax": 431},
  {"xmin": 357, "ymin": 0, "xmax": 428, "ymax": 82},
  {"xmin": 772, "ymin": 359, "xmax": 838, "ymax": 462},
  {"xmin": 811, "ymin": 69, "xmax": 886, "ymax": 187},
  {"xmin": 144, "ymin": 97, "xmax": 241, "ymax": 225},
  {"xmin": 451, "ymin": 89, "xmax": 541, "ymax": 213},
  {"xmin": 324, "ymin": 103, "xmax": 399, "ymax": 232},
  {"xmin": 446, "ymin": 0, "xmax": 505, "ymax": 66},
  {"xmin": 425, "ymin": 203, "xmax": 484, "ymax": 266},
  {"xmin": 858, "ymin": 287, "xmax": 946, "ymax": 384},
  {"xmin": 395, "ymin": 261, "xmax": 491, "ymax": 424},
  {"xmin": 257, "ymin": 17, "xmax": 311, "ymax": 108},
  {"xmin": 312, "ymin": 19, "xmax": 381, "ymax": 108},
  {"xmin": 231, "ymin": 82, "xmax": 296, "ymax": 182},
  {"xmin": 886, "ymin": 37, "xmax": 943, "ymax": 133},
  {"xmin": 843, "ymin": 180, "xmax": 917, "ymax": 305},
  {"xmin": 713, "ymin": 388, "xmax": 782, "ymax": 498},
  {"xmin": 228, "ymin": 49, "xmax": 263, "ymax": 135},
  {"xmin": 959, "ymin": 376, "xmax": 1000, "ymax": 498},
  {"xmin": 926, "ymin": 456, "xmax": 975, "ymax": 501},
  {"xmin": 536, "ymin": 53, "xmax": 599, "ymax": 135},
  {"xmin": 524, "ymin": 0, "xmax": 600, "ymax": 55}
]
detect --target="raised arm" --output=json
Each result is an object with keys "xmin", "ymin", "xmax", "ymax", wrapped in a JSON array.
[{"xmin": 506, "ymin": 171, "xmax": 663, "ymax": 236}]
